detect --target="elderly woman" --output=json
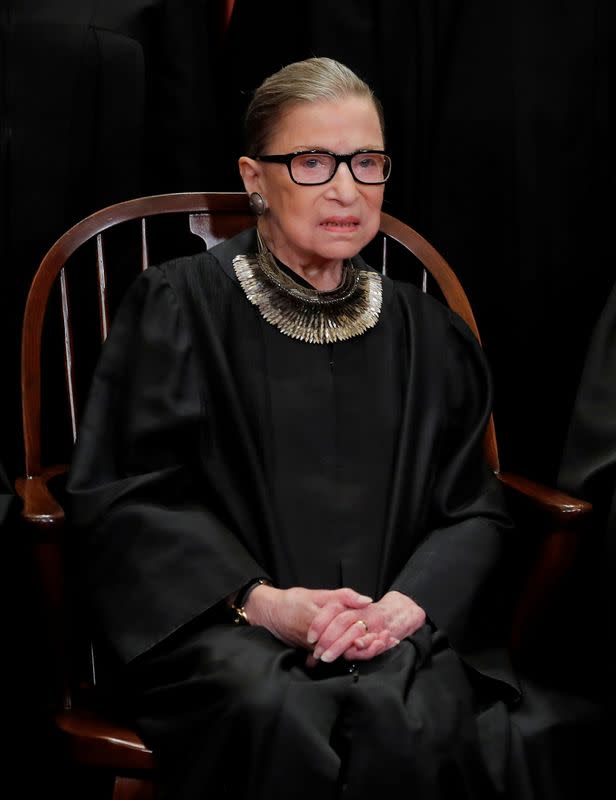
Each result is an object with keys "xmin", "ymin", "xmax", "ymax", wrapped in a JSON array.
[{"xmin": 68, "ymin": 57, "xmax": 537, "ymax": 799}]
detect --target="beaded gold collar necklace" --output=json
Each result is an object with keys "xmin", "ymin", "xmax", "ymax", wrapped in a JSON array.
[{"xmin": 232, "ymin": 231, "xmax": 382, "ymax": 345}]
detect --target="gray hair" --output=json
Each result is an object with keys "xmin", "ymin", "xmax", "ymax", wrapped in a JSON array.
[{"xmin": 243, "ymin": 57, "xmax": 385, "ymax": 157}]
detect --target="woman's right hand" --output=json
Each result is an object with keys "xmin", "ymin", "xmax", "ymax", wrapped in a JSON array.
[{"xmin": 244, "ymin": 585, "xmax": 374, "ymax": 653}]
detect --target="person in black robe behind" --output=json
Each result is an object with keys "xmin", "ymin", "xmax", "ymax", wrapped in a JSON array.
[
  {"xmin": 558, "ymin": 279, "xmax": 616, "ymax": 708},
  {"xmin": 0, "ymin": 0, "xmax": 223, "ymax": 480},
  {"xmin": 66, "ymin": 57, "xmax": 601, "ymax": 799}
]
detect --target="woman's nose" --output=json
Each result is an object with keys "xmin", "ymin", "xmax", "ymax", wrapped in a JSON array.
[{"xmin": 328, "ymin": 162, "xmax": 358, "ymax": 201}]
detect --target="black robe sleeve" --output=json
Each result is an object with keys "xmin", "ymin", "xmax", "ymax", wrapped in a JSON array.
[
  {"xmin": 389, "ymin": 306, "xmax": 515, "ymax": 674},
  {"xmin": 67, "ymin": 266, "xmax": 267, "ymax": 663}
]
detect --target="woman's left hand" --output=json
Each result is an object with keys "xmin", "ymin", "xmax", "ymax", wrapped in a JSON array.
[{"xmin": 308, "ymin": 591, "xmax": 426, "ymax": 665}]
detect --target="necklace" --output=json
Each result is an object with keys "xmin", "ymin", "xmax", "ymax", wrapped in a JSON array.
[{"xmin": 232, "ymin": 232, "xmax": 382, "ymax": 345}]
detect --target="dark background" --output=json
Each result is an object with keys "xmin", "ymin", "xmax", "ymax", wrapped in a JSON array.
[{"xmin": 1, "ymin": 0, "xmax": 611, "ymax": 794}]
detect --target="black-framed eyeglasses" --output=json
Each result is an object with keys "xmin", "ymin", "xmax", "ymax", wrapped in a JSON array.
[{"xmin": 254, "ymin": 149, "xmax": 392, "ymax": 186}]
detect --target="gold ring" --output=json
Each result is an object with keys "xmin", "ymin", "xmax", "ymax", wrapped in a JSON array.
[{"xmin": 357, "ymin": 620, "xmax": 368, "ymax": 633}]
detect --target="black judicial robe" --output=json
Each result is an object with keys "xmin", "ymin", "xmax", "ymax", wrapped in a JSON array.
[
  {"xmin": 558, "ymin": 280, "xmax": 616, "ymax": 693},
  {"xmin": 68, "ymin": 228, "xmax": 529, "ymax": 798}
]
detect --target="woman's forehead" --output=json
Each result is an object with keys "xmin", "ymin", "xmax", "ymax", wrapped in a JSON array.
[{"xmin": 267, "ymin": 97, "xmax": 383, "ymax": 151}]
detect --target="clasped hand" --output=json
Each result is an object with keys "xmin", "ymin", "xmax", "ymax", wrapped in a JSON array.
[{"xmin": 244, "ymin": 585, "xmax": 426, "ymax": 667}]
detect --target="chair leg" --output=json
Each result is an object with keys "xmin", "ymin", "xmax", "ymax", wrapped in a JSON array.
[{"xmin": 112, "ymin": 776, "xmax": 156, "ymax": 800}]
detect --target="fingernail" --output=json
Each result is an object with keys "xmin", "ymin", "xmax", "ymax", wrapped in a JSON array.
[
  {"xmin": 307, "ymin": 631, "xmax": 317, "ymax": 644},
  {"xmin": 320, "ymin": 650, "xmax": 334, "ymax": 663},
  {"xmin": 357, "ymin": 594, "xmax": 373, "ymax": 603},
  {"xmin": 312, "ymin": 649, "xmax": 322, "ymax": 660}
]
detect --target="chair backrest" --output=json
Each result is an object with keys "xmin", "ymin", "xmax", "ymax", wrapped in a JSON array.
[{"xmin": 19, "ymin": 191, "xmax": 499, "ymax": 713}]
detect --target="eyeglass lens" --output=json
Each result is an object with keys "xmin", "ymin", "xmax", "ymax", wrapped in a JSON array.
[{"xmin": 291, "ymin": 152, "xmax": 390, "ymax": 184}]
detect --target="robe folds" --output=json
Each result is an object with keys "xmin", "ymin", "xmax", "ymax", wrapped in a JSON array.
[{"xmin": 68, "ymin": 227, "xmax": 565, "ymax": 798}]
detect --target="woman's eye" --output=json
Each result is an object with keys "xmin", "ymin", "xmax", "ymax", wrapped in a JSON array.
[{"xmin": 357, "ymin": 158, "xmax": 375, "ymax": 170}]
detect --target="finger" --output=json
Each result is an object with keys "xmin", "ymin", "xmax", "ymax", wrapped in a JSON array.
[
  {"xmin": 353, "ymin": 627, "xmax": 390, "ymax": 651},
  {"xmin": 307, "ymin": 593, "xmax": 372, "ymax": 645},
  {"xmin": 314, "ymin": 618, "xmax": 370, "ymax": 663},
  {"xmin": 335, "ymin": 588, "xmax": 374, "ymax": 608},
  {"xmin": 344, "ymin": 637, "xmax": 391, "ymax": 661},
  {"xmin": 305, "ymin": 652, "xmax": 319, "ymax": 669},
  {"xmin": 309, "ymin": 588, "xmax": 372, "ymax": 608},
  {"xmin": 345, "ymin": 632, "xmax": 399, "ymax": 662},
  {"xmin": 306, "ymin": 600, "xmax": 346, "ymax": 645},
  {"xmin": 345, "ymin": 638, "xmax": 387, "ymax": 661},
  {"xmin": 306, "ymin": 589, "xmax": 374, "ymax": 645},
  {"xmin": 314, "ymin": 611, "xmax": 367, "ymax": 656},
  {"xmin": 351, "ymin": 631, "xmax": 380, "ymax": 650}
]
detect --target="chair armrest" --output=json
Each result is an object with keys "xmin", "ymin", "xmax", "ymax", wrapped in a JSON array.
[
  {"xmin": 15, "ymin": 465, "xmax": 68, "ymax": 533},
  {"xmin": 496, "ymin": 471, "xmax": 593, "ymax": 656},
  {"xmin": 496, "ymin": 471, "xmax": 592, "ymax": 527},
  {"xmin": 15, "ymin": 466, "xmax": 72, "ymax": 706}
]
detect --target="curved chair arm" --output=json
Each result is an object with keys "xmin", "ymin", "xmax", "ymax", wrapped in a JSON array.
[
  {"xmin": 15, "ymin": 466, "xmax": 70, "ymax": 707},
  {"xmin": 16, "ymin": 467, "xmax": 156, "ymax": 786},
  {"xmin": 15, "ymin": 466, "xmax": 68, "ymax": 532},
  {"xmin": 497, "ymin": 471, "xmax": 592, "ymax": 525},
  {"xmin": 497, "ymin": 471, "xmax": 593, "ymax": 655}
]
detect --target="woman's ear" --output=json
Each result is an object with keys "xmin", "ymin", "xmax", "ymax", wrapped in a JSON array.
[{"xmin": 238, "ymin": 156, "xmax": 261, "ymax": 195}]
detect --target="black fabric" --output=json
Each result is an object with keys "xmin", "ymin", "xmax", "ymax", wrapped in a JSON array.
[
  {"xmin": 557, "ymin": 279, "xmax": 616, "ymax": 703},
  {"xmin": 126, "ymin": 624, "xmax": 514, "ymax": 800},
  {"xmin": 67, "ymin": 228, "xmax": 603, "ymax": 798},
  {"xmin": 559, "ymin": 279, "xmax": 616, "ymax": 520},
  {"xmin": 0, "ymin": 456, "xmax": 13, "ymax": 524},
  {"xmin": 0, "ymin": 0, "xmax": 224, "ymax": 478}
]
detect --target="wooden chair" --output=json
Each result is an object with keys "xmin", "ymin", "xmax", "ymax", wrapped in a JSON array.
[{"xmin": 15, "ymin": 191, "xmax": 591, "ymax": 799}]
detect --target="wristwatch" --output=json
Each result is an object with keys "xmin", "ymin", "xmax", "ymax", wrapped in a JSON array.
[{"xmin": 231, "ymin": 577, "xmax": 272, "ymax": 625}]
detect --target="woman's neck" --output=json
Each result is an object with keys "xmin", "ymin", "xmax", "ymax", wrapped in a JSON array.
[
  {"xmin": 258, "ymin": 228, "xmax": 344, "ymax": 291},
  {"xmin": 294, "ymin": 262, "xmax": 344, "ymax": 291}
]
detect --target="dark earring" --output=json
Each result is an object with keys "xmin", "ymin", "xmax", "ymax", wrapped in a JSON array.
[{"xmin": 249, "ymin": 192, "xmax": 266, "ymax": 216}]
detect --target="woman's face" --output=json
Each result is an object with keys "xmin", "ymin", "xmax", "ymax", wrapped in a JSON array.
[{"xmin": 239, "ymin": 96, "xmax": 386, "ymax": 271}]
